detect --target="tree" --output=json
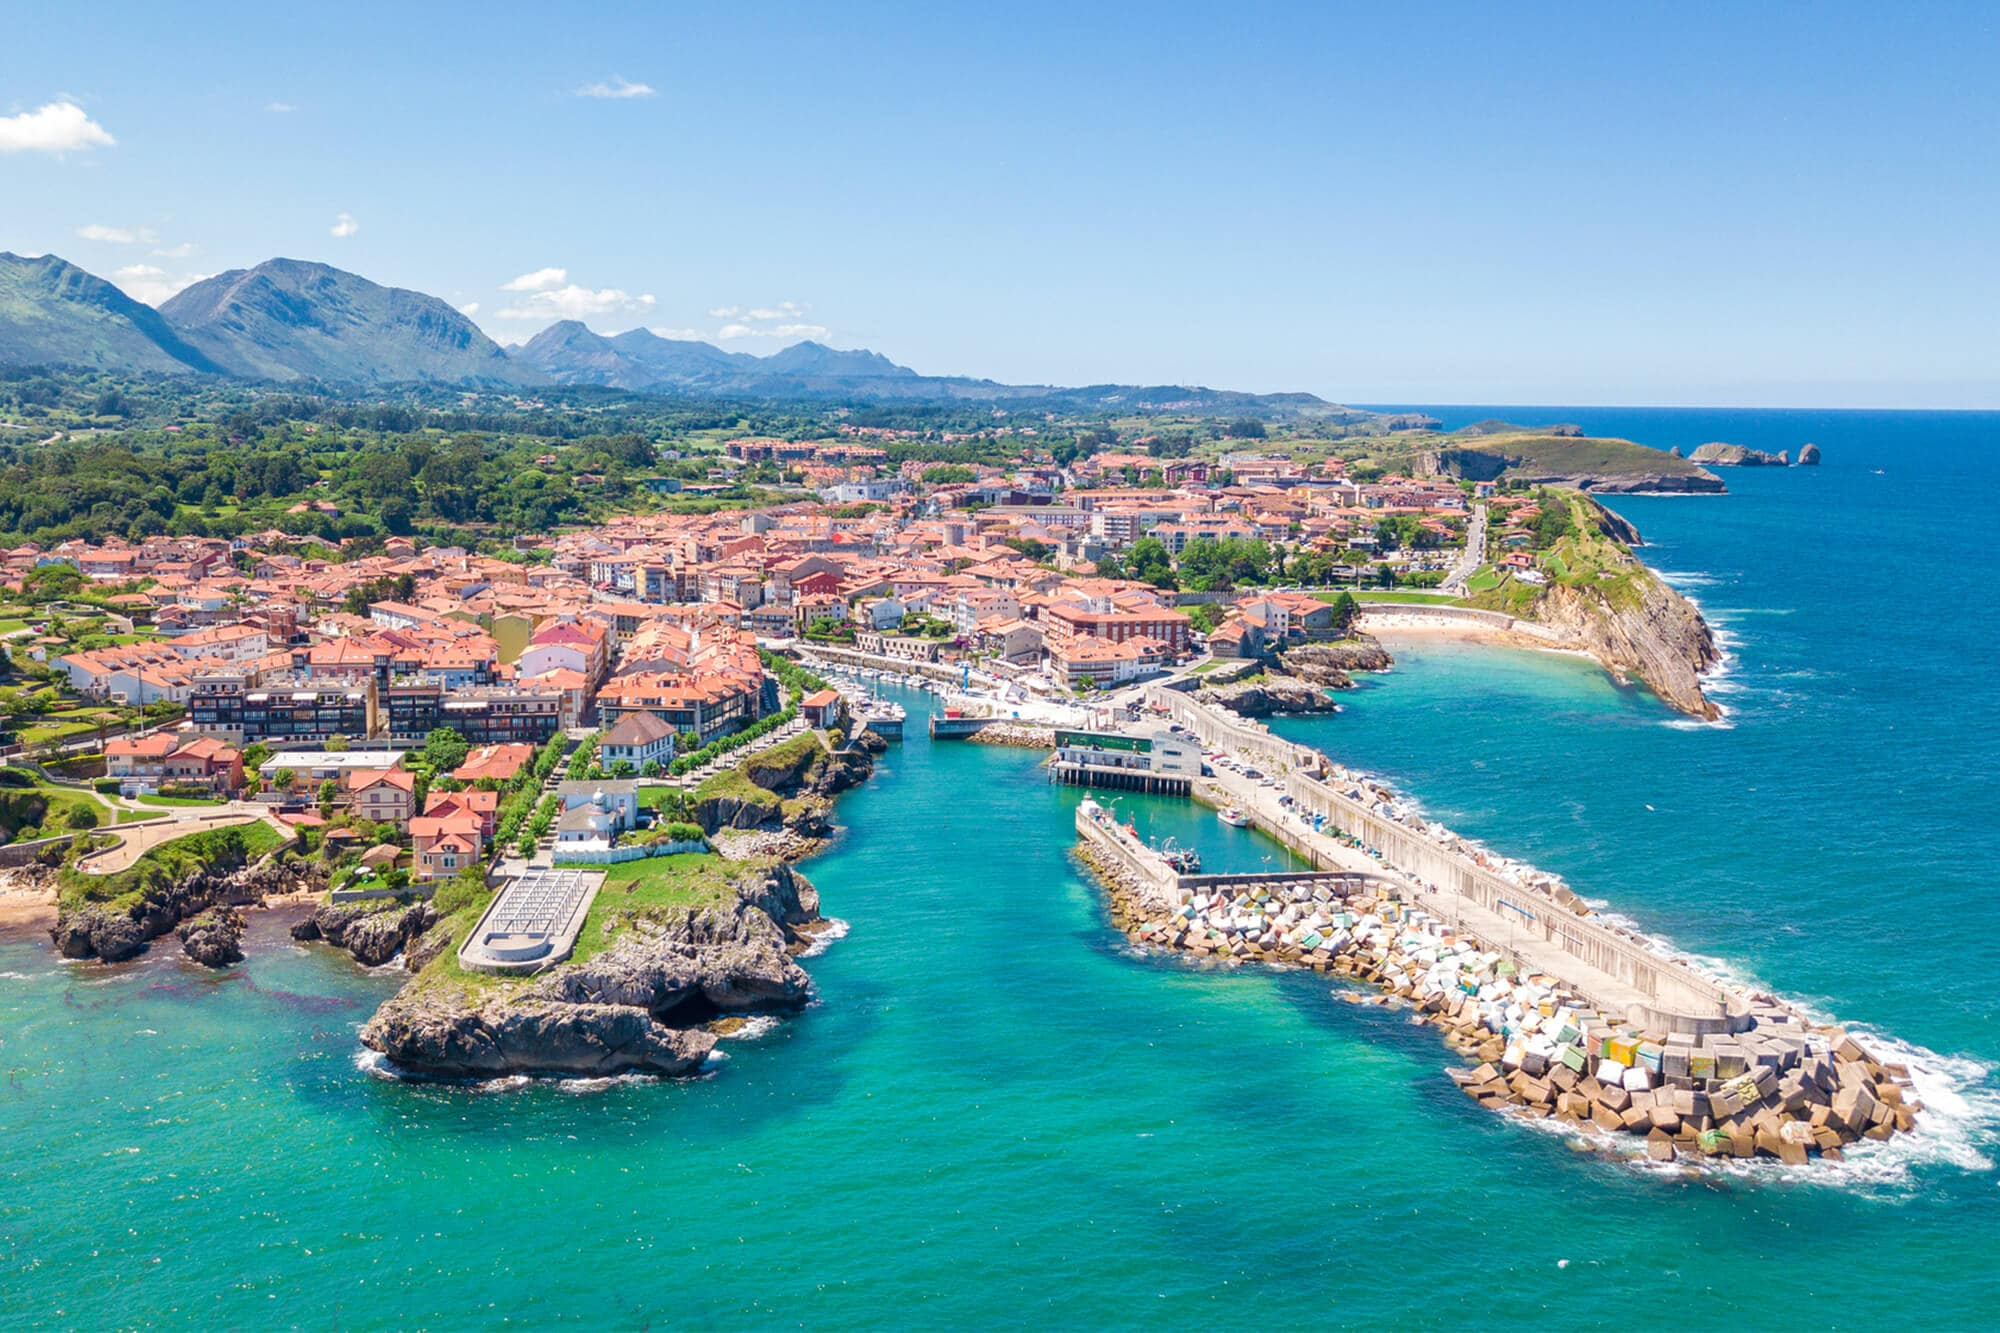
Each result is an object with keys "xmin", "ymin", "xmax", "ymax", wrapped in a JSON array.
[
  {"xmin": 1223, "ymin": 418, "xmax": 1267, "ymax": 440},
  {"xmin": 324, "ymin": 733, "xmax": 350, "ymax": 752},
  {"xmin": 1126, "ymin": 535, "xmax": 1176, "ymax": 589},
  {"xmin": 1186, "ymin": 602, "xmax": 1227, "ymax": 634},
  {"xmin": 272, "ymin": 768, "xmax": 296, "ymax": 792},
  {"xmin": 317, "ymin": 777, "xmax": 339, "ymax": 814},
  {"xmin": 421, "ymin": 726, "xmax": 470, "ymax": 774},
  {"xmin": 1323, "ymin": 592, "xmax": 1359, "ymax": 636},
  {"xmin": 641, "ymin": 759, "xmax": 663, "ymax": 778}
]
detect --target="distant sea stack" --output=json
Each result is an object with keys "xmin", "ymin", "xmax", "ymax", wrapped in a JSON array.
[
  {"xmin": 1796, "ymin": 442, "xmax": 1822, "ymax": 466},
  {"xmin": 1689, "ymin": 442, "xmax": 1790, "ymax": 467}
]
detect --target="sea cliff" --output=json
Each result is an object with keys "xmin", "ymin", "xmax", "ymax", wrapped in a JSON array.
[{"xmin": 1534, "ymin": 575, "xmax": 1720, "ymax": 720}]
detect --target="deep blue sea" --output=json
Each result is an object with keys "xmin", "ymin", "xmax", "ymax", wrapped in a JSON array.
[{"xmin": 3, "ymin": 407, "xmax": 1997, "ymax": 1329}]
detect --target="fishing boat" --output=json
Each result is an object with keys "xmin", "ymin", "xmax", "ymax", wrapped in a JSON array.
[
  {"xmin": 1218, "ymin": 806, "xmax": 1251, "ymax": 827},
  {"xmin": 1158, "ymin": 836, "xmax": 1202, "ymax": 873}
]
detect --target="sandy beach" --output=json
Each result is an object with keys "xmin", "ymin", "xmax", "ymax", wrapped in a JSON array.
[{"xmin": 0, "ymin": 876, "xmax": 57, "ymax": 931}]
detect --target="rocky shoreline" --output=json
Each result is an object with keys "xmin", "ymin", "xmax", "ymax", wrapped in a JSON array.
[
  {"xmin": 1078, "ymin": 846, "xmax": 1921, "ymax": 1168},
  {"xmin": 1194, "ymin": 637, "xmax": 1396, "ymax": 716},
  {"xmin": 47, "ymin": 856, "xmax": 327, "ymax": 965}
]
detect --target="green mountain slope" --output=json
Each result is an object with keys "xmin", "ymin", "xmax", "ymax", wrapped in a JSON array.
[
  {"xmin": 0, "ymin": 252, "xmax": 222, "ymax": 374},
  {"xmin": 160, "ymin": 258, "xmax": 534, "ymax": 385}
]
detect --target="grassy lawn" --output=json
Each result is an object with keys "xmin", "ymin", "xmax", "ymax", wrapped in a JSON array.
[
  {"xmin": 1465, "ymin": 566, "xmax": 1505, "ymax": 594},
  {"xmin": 636, "ymin": 785, "xmax": 683, "ymax": 811},
  {"xmin": 1347, "ymin": 590, "xmax": 1465, "ymax": 605},
  {"xmin": 569, "ymin": 853, "xmax": 741, "ymax": 968},
  {"xmin": 136, "ymin": 793, "xmax": 227, "ymax": 808},
  {"xmin": 1186, "ymin": 659, "xmax": 1224, "ymax": 675}
]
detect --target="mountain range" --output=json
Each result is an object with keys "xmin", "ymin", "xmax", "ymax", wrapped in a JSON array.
[{"xmin": 0, "ymin": 250, "xmax": 1343, "ymax": 414}]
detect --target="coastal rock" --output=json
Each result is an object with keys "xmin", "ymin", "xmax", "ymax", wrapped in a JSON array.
[
  {"xmin": 404, "ymin": 919, "xmax": 457, "ymax": 973},
  {"xmin": 292, "ymin": 898, "xmax": 438, "ymax": 967},
  {"xmin": 1196, "ymin": 676, "xmax": 1336, "ymax": 716},
  {"xmin": 1689, "ymin": 442, "xmax": 1788, "ymax": 467},
  {"xmin": 1278, "ymin": 637, "xmax": 1392, "ymax": 686},
  {"xmin": 1534, "ymin": 577, "xmax": 1720, "ymax": 721},
  {"xmin": 176, "ymin": 906, "xmax": 245, "ymax": 968},
  {"xmin": 358, "ymin": 991, "xmax": 717, "ymax": 1078},
  {"xmin": 1796, "ymin": 442, "xmax": 1821, "ymax": 466}
]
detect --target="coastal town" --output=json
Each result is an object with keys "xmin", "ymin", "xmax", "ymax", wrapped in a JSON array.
[{"xmin": 0, "ymin": 412, "xmax": 1894, "ymax": 1168}]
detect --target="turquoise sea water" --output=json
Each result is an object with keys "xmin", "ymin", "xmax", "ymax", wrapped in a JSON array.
[{"xmin": 5, "ymin": 408, "xmax": 2000, "ymax": 1329}]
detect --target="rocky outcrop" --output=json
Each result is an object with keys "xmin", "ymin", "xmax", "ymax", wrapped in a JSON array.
[
  {"xmin": 358, "ymin": 863, "xmax": 823, "ymax": 1080},
  {"xmin": 358, "ymin": 992, "xmax": 717, "ymax": 1078},
  {"xmin": 1278, "ymin": 637, "xmax": 1392, "ymax": 687},
  {"xmin": 51, "ymin": 856, "xmax": 323, "ymax": 963},
  {"xmin": 1196, "ymin": 676, "xmax": 1336, "ymax": 716},
  {"xmin": 291, "ymin": 898, "xmax": 438, "ymax": 966},
  {"xmin": 696, "ymin": 738, "xmax": 878, "ymax": 834},
  {"xmin": 1534, "ymin": 578, "xmax": 1720, "ymax": 720},
  {"xmin": 1690, "ymin": 442, "xmax": 1788, "ymax": 467},
  {"xmin": 1796, "ymin": 442, "xmax": 1821, "ymax": 466},
  {"xmin": 176, "ymin": 906, "xmax": 245, "ymax": 968}
]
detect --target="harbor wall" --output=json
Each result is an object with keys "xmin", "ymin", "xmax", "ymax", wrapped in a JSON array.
[{"xmin": 1282, "ymin": 770, "xmax": 1745, "ymax": 1033}]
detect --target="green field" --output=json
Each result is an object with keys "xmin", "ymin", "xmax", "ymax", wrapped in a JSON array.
[
  {"xmin": 1345, "ymin": 590, "xmax": 1465, "ymax": 605},
  {"xmin": 136, "ymin": 793, "xmax": 227, "ymax": 808}
]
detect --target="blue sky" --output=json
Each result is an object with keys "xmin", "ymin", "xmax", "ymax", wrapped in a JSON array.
[{"xmin": 2, "ymin": 1, "xmax": 1995, "ymax": 406}]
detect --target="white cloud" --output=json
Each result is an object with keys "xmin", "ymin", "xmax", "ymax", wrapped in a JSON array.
[
  {"xmin": 499, "ymin": 285, "xmax": 656, "ymax": 321},
  {"xmin": 712, "ymin": 300, "xmax": 827, "ymax": 340},
  {"xmin": 266, "ymin": 102, "xmax": 296, "ymax": 113},
  {"xmin": 151, "ymin": 242, "xmax": 196, "ymax": 259},
  {"xmin": 575, "ymin": 76, "xmax": 655, "ymax": 99},
  {"xmin": 330, "ymin": 212, "xmax": 359, "ymax": 238},
  {"xmin": 458, "ymin": 301, "xmax": 481, "ymax": 317},
  {"xmin": 78, "ymin": 223, "xmax": 157, "ymax": 245},
  {"xmin": 111, "ymin": 263, "xmax": 206, "ymax": 306},
  {"xmin": 0, "ymin": 100, "xmax": 115, "ymax": 155},
  {"xmin": 648, "ymin": 327, "xmax": 706, "ymax": 341},
  {"xmin": 501, "ymin": 266, "xmax": 568, "ymax": 292}
]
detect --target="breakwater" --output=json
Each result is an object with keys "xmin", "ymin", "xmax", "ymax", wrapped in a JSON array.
[
  {"xmin": 1076, "ymin": 797, "xmax": 1920, "ymax": 1165},
  {"xmin": 1089, "ymin": 685, "xmax": 1929, "ymax": 1166}
]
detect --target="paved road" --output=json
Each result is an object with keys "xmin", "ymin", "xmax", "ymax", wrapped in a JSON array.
[{"xmin": 1438, "ymin": 503, "xmax": 1487, "ymax": 595}]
